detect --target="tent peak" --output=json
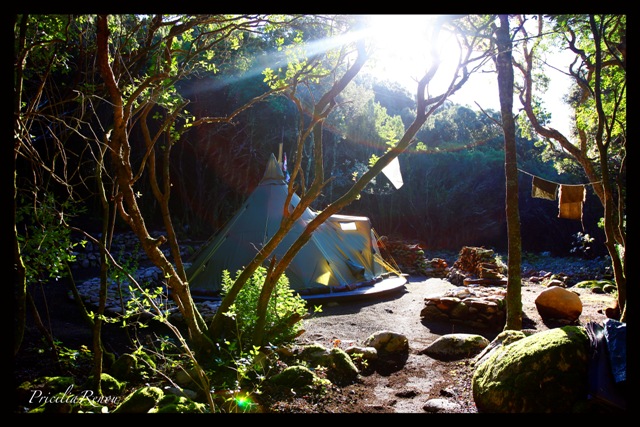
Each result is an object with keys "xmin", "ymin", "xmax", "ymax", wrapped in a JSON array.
[{"xmin": 261, "ymin": 153, "xmax": 285, "ymax": 183}]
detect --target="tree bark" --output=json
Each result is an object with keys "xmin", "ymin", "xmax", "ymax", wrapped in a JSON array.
[{"xmin": 496, "ymin": 15, "xmax": 523, "ymax": 331}]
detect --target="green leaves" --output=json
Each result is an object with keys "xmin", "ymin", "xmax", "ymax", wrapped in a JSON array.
[
  {"xmin": 17, "ymin": 193, "xmax": 86, "ymax": 285},
  {"xmin": 220, "ymin": 267, "xmax": 308, "ymax": 348}
]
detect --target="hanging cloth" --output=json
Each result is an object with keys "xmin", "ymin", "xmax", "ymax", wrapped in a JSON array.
[
  {"xmin": 532, "ymin": 176, "xmax": 559, "ymax": 201},
  {"xmin": 558, "ymin": 184, "xmax": 586, "ymax": 220}
]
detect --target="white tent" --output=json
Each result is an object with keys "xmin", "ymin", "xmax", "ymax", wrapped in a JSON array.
[{"xmin": 186, "ymin": 154, "xmax": 405, "ymax": 300}]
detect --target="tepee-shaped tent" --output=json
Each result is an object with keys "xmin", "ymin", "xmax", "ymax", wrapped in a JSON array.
[{"xmin": 186, "ymin": 154, "xmax": 404, "ymax": 300}]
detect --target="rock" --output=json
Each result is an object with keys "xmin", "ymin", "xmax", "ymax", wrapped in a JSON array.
[
  {"xmin": 472, "ymin": 326, "xmax": 590, "ymax": 413},
  {"xmin": 155, "ymin": 394, "xmax": 208, "ymax": 413},
  {"xmin": 174, "ymin": 367, "xmax": 203, "ymax": 389},
  {"xmin": 363, "ymin": 331, "xmax": 409, "ymax": 355},
  {"xmin": 297, "ymin": 343, "xmax": 359, "ymax": 384},
  {"xmin": 269, "ymin": 366, "xmax": 318, "ymax": 388},
  {"xmin": 111, "ymin": 352, "xmax": 156, "ymax": 382},
  {"xmin": 535, "ymin": 286, "xmax": 583, "ymax": 322},
  {"xmin": 113, "ymin": 386, "xmax": 164, "ymax": 413},
  {"xmin": 545, "ymin": 278, "xmax": 566, "ymax": 288},
  {"xmin": 420, "ymin": 333, "xmax": 490, "ymax": 361},
  {"xmin": 163, "ymin": 386, "xmax": 199, "ymax": 401},
  {"xmin": 326, "ymin": 347, "xmax": 360, "ymax": 384},
  {"xmin": 345, "ymin": 345, "xmax": 378, "ymax": 361},
  {"xmin": 298, "ymin": 343, "xmax": 331, "ymax": 361},
  {"xmin": 423, "ymin": 398, "xmax": 462, "ymax": 413},
  {"xmin": 605, "ymin": 300, "xmax": 621, "ymax": 320},
  {"xmin": 421, "ymin": 286, "xmax": 506, "ymax": 329}
]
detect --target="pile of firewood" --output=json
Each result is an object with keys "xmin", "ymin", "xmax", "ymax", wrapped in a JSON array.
[
  {"xmin": 448, "ymin": 246, "xmax": 506, "ymax": 286},
  {"xmin": 378, "ymin": 239, "xmax": 448, "ymax": 277}
]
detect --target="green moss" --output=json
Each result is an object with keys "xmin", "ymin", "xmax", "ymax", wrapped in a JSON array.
[
  {"xmin": 155, "ymin": 395, "xmax": 207, "ymax": 413},
  {"xmin": 326, "ymin": 347, "xmax": 359, "ymax": 383},
  {"xmin": 41, "ymin": 376, "xmax": 75, "ymax": 393},
  {"xmin": 299, "ymin": 343, "xmax": 329, "ymax": 360},
  {"xmin": 269, "ymin": 365, "xmax": 317, "ymax": 388},
  {"xmin": 473, "ymin": 326, "xmax": 590, "ymax": 412},
  {"xmin": 83, "ymin": 373, "xmax": 126, "ymax": 394},
  {"xmin": 113, "ymin": 386, "xmax": 164, "ymax": 413}
]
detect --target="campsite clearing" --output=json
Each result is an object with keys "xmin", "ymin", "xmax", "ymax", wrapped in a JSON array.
[{"xmin": 15, "ymin": 268, "xmax": 615, "ymax": 413}]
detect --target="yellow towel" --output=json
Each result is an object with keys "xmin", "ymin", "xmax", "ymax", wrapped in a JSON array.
[{"xmin": 558, "ymin": 184, "xmax": 586, "ymax": 220}]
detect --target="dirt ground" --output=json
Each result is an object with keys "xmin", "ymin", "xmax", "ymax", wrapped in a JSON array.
[
  {"xmin": 269, "ymin": 276, "xmax": 616, "ymax": 413},
  {"xmin": 14, "ymin": 274, "xmax": 616, "ymax": 414}
]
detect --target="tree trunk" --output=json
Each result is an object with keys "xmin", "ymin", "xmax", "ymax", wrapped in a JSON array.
[
  {"xmin": 253, "ymin": 258, "xmax": 278, "ymax": 346},
  {"xmin": 588, "ymin": 15, "xmax": 626, "ymax": 321},
  {"xmin": 96, "ymin": 15, "xmax": 214, "ymax": 356},
  {"xmin": 496, "ymin": 14, "xmax": 523, "ymax": 331}
]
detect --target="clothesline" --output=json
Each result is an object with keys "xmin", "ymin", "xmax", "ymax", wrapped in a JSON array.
[
  {"xmin": 518, "ymin": 168, "xmax": 603, "ymax": 187},
  {"xmin": 520, "ymin": 168, "xmax": 593, "ymax": 228},
  {"xmin": 517, "ymin": 168, "xmax": 603, "ymax": 187}
]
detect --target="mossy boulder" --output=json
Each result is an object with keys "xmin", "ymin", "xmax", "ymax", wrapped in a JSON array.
[
  {"xmin": 154, "ymin": 394, "xmax": 208, "ymax": 413},
  {"xmin": 297, "ymin": 343, "xmax": 359, "ymax": 384},
  {"xmin": 473, "ymin": 330, "xmax": 530, "ymax": 367},
  {"xmin": 21, "ymin": 375, "xmax": 115, "ymax": 414},
  {"xmin": 575, "ymin": 279, "xmax": 616, "ymax": 293},
  {"xmin": 28, "ymin": 396, "xmax": 107, "ymax": 414},
  {"xmin": 82, "ymin": 373, "xmax": 126, "ymax": 395},
  {"xmin": 325, "ymin": 347, "xmax": 359, "ymax": 384},
  {"xmin": 472, "ymin": 326, "xmax": 590, "ymax": 413},
  {"xmin": 345, "ymin": 345, "xmax": 378, "ymax": 361},
  {"xmin": 113, "ymin": 386, "xmax": 164, "ymax": 413},
  {"xmin": 16, "ymin": 375, "xmax": 75, "ymax": 405},
  {"xmin": 268, "ymin": 365, "xmax": 319, "ymax": 389},
  {"xmin": 298, "ymin": 343, "xmax": 331, "ymax": 361}
]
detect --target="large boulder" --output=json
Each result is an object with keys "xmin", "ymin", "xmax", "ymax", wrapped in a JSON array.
[
  {"xmin": 535, "ymin": 286, "xmax": 583, "ymax": 322},
  {"xmin": 472, "ymin": 326, "xmax": 590, "ymax": 413}
]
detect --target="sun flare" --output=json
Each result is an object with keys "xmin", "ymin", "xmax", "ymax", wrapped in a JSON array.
[{"xmin": 362, "ymin": 15, "xmax": 460, "ymax": 91}]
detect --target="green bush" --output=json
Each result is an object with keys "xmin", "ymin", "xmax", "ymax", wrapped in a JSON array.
[{"xmin": 221, "ymin": 267, "xmax": 308, "ymax": 347}]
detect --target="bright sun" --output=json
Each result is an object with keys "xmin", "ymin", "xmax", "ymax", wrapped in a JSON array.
[
  {"xmin": 362, "ymin": 15, "xmax": 461, "ymax": 92},
  {"xmin": 358, "ymin": 15, "xmax": 571, "ymax": 136}
]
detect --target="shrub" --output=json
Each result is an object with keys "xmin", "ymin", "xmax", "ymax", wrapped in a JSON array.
[{"xmin": 221, "ymin": 267, "xmax": 308, "ymax": 348}]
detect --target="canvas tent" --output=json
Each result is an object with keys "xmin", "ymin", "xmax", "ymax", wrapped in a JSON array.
[{"xmin": 186, "ymin": 154, "xmax": 404, "ymax": 300}]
